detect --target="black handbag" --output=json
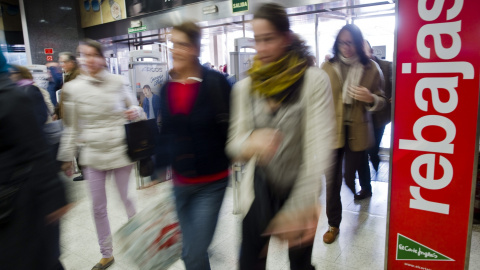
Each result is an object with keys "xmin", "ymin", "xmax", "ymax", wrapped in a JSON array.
[
  {"xmin": 138, "ymin": 157, "xmax": 154, "ymax": 177},
  {"xmin": 125, "ymin": 119, "xmax": 158, "ymax": 162}
]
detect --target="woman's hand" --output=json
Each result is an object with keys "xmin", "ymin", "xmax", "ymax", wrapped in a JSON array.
[
  {"xmin": 61, "ymin": 162, "xmax": 73, "ymax": 177},
  {"xmin": 242, "ymin": 128, "xmax": 283, "ymax": 165},
  {"xmin": 46, "ymin": 203, "xmax": 74, "ymax": 224},
  {"xmin": 263, "ymin": 204, "xmax": 321, "ymax": 248},
  {"xmin": 125, "ymin": 108, "xmax": 139, "ymax": 121},
  {"xmin": 348, "ymin": 85, "xmax": 375, "ymax": 104}
]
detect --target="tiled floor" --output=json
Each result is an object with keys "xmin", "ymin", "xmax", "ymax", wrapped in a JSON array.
[{"xmin": 59, "ymin": 162, "xmax": 480, "ymax": 270}]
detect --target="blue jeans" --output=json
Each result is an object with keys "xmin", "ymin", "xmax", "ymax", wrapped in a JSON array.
[{"xmin": 173, "ymin": 178, "xmax": 228, "ymax": 270}]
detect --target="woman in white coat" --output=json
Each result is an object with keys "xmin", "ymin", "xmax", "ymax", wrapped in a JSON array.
[
  {"xmin": 226, "ymin": 3, "xmax": 335, "ymax": 270},
  {"xmin": 58, "ymin": 39, "xmax": 144, "ymax": 270}
]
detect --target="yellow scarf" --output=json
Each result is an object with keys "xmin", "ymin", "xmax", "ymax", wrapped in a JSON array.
[{"xmin": 248, "ymin": 51, "xmax": 308, "ymax": 101}]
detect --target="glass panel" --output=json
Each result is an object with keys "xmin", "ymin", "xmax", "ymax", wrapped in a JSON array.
[
  {"xmin": 317, "ymin": 15, "xmax": 346, "ymax": 66},
  {"xmin": 290, "ymin": 14, "xmax": 317, "ymax": 62},
  {"xmin": 4, "ymin": 52, "xmax": 27, "ymax": 65},
  {"xmin": 354, "ymin": 15, "xmax": 395, "ymax": 61},
  {"xmin": 354, "ymin": 15, "xmax": 395, "ymax": 149}
]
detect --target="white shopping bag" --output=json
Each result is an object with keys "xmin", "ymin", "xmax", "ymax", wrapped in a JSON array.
[{"xmin": 115, "ymin": 192, "xmax": 182, "ymax": 270}]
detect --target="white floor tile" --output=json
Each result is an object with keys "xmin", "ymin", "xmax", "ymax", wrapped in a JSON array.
[{"xmin": 57, "ymin": 167, "xmax": 480, "ymax": 270}]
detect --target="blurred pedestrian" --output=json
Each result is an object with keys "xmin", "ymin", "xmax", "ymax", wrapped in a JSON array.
[
  {"xmin": 321, "ymin": 24, "xmax": 386, "ymax": 244},
  {"xmin": 9, "ymin": 65, "xmax": 50, "ymax": 126},
  {"xmin": 46, "ymin": 62, "xmax": 63, "ymax": 106},
  {"xmin": 9, "ymin": 65, "xmax": 61, "ymax": 166},
  {"xmin": 58, "ymin": 52, "xmax": 81, "ymax": 119},
  {"xmin": 363, "ymin": 40, "xmax": 392, "ymax": 173},
  {"xmin": 58, "ymin": 52, "xmax": 84, "ymax": 181},
  {"xmin": 57, "ymin": 39, "xmax": 144, "ymax": 270},
  {"xmin": 0, "ymin": 51, "xmax": 69, "ymax": 270},
  {"xmin": 226, "ymin": 4, "xmax": 335, "ymax": 270},
  {"xmin": 156, "ymin": 21, "xmax": 231, "ymax": 270}
]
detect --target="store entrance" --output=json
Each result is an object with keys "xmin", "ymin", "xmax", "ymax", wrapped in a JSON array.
[{"xmin": 99, "ymin": 0, "xmax": 396, "ymax": 181}]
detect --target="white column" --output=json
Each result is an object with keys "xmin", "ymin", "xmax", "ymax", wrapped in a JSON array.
[{"xmin": 19, "ymin": 0, "xmax": 32, "ymax": 65}]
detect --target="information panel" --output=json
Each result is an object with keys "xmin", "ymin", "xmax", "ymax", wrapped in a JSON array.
[{"xmin": 387, "ymin": 1, "xmax": 480, "ymax": 269}]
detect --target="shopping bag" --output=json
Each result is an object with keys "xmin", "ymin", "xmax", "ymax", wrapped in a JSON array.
[{"xmin": 115, "ymin": 192, "xmax": 182, "ymax": 270}]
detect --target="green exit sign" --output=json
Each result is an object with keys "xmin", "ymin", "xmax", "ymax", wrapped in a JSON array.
[
  {"xmin": 128, "ymin": 25, "xmax": 147, "ymax": 34},
  {"xmin": 232, "ymin": 0, "xmax": 248, "ymax": 13}
]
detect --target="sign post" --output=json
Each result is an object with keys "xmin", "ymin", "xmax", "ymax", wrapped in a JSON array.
[{"xmin": 387, "ymin": 1, "xmax": 480, "ymax": 269}]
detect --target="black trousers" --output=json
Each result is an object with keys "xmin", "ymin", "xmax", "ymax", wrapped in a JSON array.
[
  {"xmin": 240, "ymin": 169, "xmax": 315, "ymax": 270},
  {"xmin": 367, "ymin": 124, "xmax": 387, "ymax": 172},
  {"xmin": 326, "ymin": 126, "xmax": 371, "ymax": 228}
]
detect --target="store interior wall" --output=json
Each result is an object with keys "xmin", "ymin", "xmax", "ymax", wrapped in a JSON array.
[{"xmin": 22, "ymin": 0, "xmax": 84, "ymax": 65}]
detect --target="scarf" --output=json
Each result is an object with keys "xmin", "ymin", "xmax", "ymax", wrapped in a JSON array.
[
  {"xmin": 332, "ymin": 55, "xmax": 364, "ymax": 104},
  {"xmin": 248, "ymin": 51, "xmax": 308, "ymax": 101}
]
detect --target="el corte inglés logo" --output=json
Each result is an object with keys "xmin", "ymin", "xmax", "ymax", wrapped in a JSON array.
[{"xmin": 396, "ymin": 234, "xmax": 454, "ymax": 261}]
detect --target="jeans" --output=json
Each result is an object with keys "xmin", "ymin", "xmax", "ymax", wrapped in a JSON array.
[
  {"xmin": 83, "ymin": 164, "xmax": 136, "ymax": 258},
  {"xmin": 173, "ymin": 178, "xmax": 228, "ymax": 270}
]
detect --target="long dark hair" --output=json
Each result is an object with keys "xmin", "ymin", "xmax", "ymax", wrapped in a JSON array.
[
  {"xmin": 331, "ymin": 24, "xmax": 369, "ymax": 66},
  {"xmin": 254, "ymin": 3, "xmax": 314, "ymax": 66}
]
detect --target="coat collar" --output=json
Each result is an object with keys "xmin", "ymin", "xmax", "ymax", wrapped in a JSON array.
[{"xmin": 79, "ymin": 69, "xmax": 109, "ymax": 86}]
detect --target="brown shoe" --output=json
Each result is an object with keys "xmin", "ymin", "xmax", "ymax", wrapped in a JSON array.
[
  {"xmin": 323, "ymin": 226, "xmax": 339, "ymax": 244},
  {"xmin": 92, "ymin": 257, "xmax": 114, "ymax": 270},
  {"xmin": 354, "ymin": 190, "xmax": 372, "ymax": 200}
]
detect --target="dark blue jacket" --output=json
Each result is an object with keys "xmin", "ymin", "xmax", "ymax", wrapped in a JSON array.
[
  {"xmin": 47, "ymin": 66, "xmax": 63, "ymax": 106},
  {"xmin": 142, "ymin": 93, "xmax": 160, "ymax": 119},
  {"xmin": 156, "ymin": 66, "xmax": 231, "ymax": 177}
]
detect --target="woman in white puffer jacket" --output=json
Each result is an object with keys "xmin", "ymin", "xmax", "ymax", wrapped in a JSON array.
[{"xmin": 57, "ymin": 39, "xmax": 144, "ymax": 270}]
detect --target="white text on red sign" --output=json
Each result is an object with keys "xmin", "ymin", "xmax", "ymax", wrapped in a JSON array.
[{"xmin": 398, "ymin": 0, "xmax": 473, "ymax": 215}]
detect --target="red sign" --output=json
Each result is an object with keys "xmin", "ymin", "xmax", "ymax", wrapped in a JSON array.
[
  {"xmin": 387, "ymin": 1, "xmax": 480, "ymax": 269},
  {"xmin": 46, "ymin": 55, "xmax": 53, "ymax": 61},
  {"xmin": 44, "ymin": 48, "xmax": 53, "ymax": 54}
]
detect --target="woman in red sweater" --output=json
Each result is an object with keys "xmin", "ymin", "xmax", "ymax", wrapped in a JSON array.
[{"xmin": 157, "ymin": 22, "xmax": 231, "ymax": 270}]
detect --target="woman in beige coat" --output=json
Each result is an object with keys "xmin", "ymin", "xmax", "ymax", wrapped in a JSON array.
[
  {"xmin": 321, "ymin": 24, "xmax": 386, "ymax": 244},
  {"xmin": 58, "ymin": 40, "xmax": 144, "ymax": 269},
  {"xmin": 226, "ymin": 4, "xmax": 335, "ymax": 269}
]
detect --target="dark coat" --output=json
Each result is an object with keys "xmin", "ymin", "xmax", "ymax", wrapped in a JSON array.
[
  {"xmin": 371, "ymin": 57, "xmax": 393, "ymax": 128},
  {"xmin": 19, "ymin": 84, "xmax": 49, "ymax": 126},
  {"xmin": 157, "ymin": 66, "xmax": 231, "ymax": 177},
  {"xmin": 0, "ymin": 73, "xmax": 67, "ymax": 269}
]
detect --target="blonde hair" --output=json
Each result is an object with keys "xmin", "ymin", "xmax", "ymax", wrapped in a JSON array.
[{"xmin": 10, "ymin": 65, "xmax": 33, "ymax": 80}]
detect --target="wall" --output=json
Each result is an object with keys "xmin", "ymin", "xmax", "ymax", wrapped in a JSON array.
[
  {"xmin": 22, "ymin": 0, "xmax": 83, "ymax": 65},
  {"xmin": 84, "ymin": 0, "xmax": 341, "ymax": 40}
]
